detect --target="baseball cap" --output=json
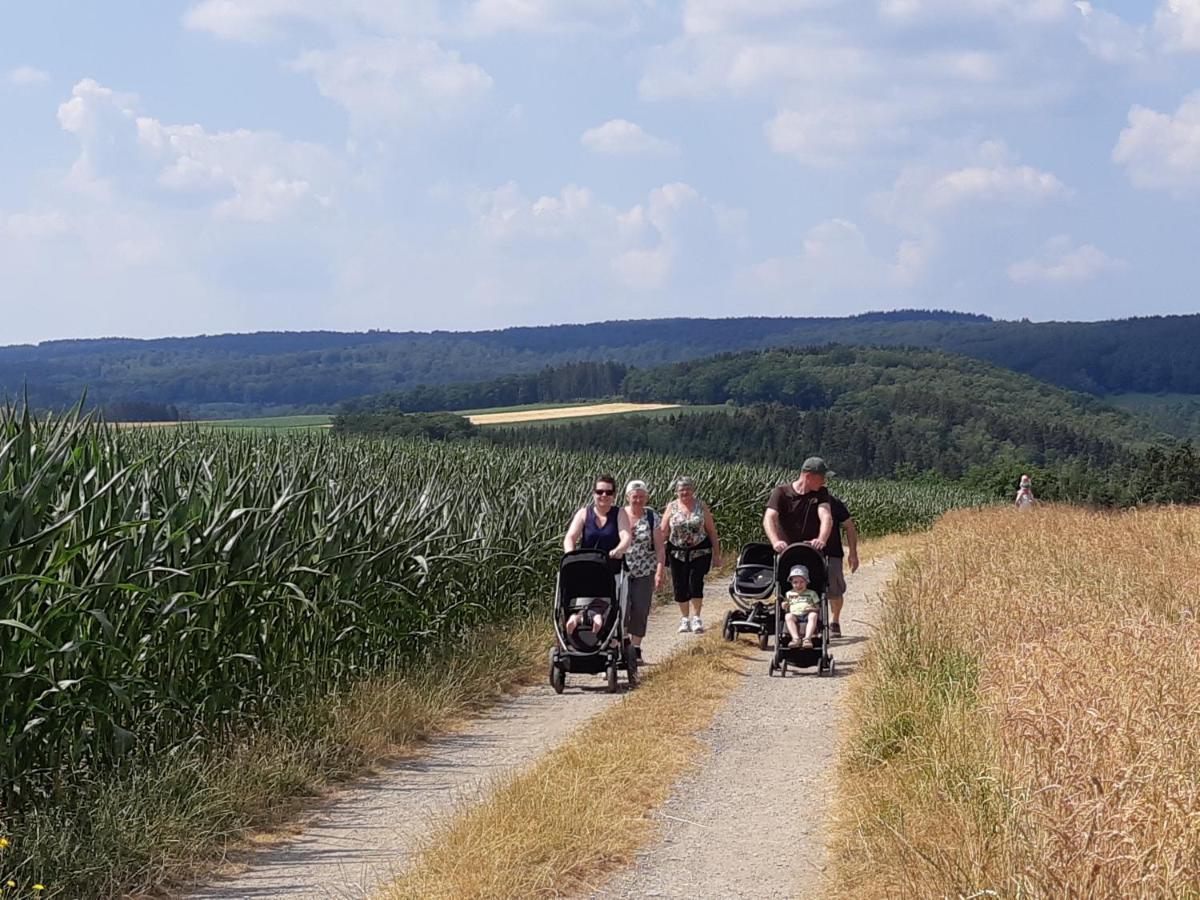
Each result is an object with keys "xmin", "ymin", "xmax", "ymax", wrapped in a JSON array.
[
  {"xmin": 788, "ymin": 564, "xmax": 810, "ymax": 581},
  {"xmin": 801, "ymin": 457, "xmax": 833, "ymax": 477}
]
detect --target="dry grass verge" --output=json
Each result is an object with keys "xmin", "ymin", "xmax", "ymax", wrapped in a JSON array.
[
  {"xmin": 0, "ymin": 620, "xmax": 548, "ymax": 899},
  {"xmin": 380, "ymin": 632, "xmax": 755, "ymax": 900},
  {"xmin": 833, "ymin": 505, "xmax": 1200, "ymax": 897}
]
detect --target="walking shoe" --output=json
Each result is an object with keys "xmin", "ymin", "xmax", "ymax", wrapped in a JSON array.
[
  {"xmin": 691, "ymin": 615, "xmax": 704, "ymax": 633},
  {"xmin": 678, "ymin": 617, "xmax": 691, "ymax": 633},
  {"xmin": 829, "ymin": 622, "xmax": 842, "ymax": 638},
  {"xmin": 635, "ymin": 646, "xmax": 643, "ymax": 663}
]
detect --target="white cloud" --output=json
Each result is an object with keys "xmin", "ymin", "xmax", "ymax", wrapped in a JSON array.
[
  {"xmin": 471, "ymin": 180, "xmax": 737, "ymax": 290},
  {"xmin": 751, "ymin": 218, "xmax": 928, "ymax": 295},
  {"xmin": 57, "ymin": 79, "xmax": 337, "ymax": 221},
  {"xmin": 880, "ymin": 0, "xmax": 1073, "ymax": 24},
  {"xmin": 292, "ymin": 39, "xmax": 492, "ymax": 131},
  {"xmin": 877, "ymin": 141, "xmax": 1070, "ymax": 224},
  {"xmin": 1, "ymin": 211, "xmax": 71, "ymax": 240},
  {"xmin": 464, "ymin": 0, "xmax": 646, "ymax": 34},
  {"xmin": 580, "ymin": 119, "xmax": 678, "ymax": 157},
  {"xmin": 682, "ymin": 0, "xmax": 837, "ymax": 35},
  {"xmin": 183, "ymin": 0, "xmax": 442, "ymax": 42},
  {"xmin": 1155, "ymin": 0, "xmax": 1200, "ymax": 51},
  {"xmin": 1007, "ymin": 235, "xmax": 1126, "ymax": 282},
  {"xmin": 1113, "ymin": 91, "xmax": 1200, "ymax": 193},
  {"xmin": 7, "ymin": 66, "xmax": 50, "ymax": 86},
  {"xmin": 1073, "ymin": 2, "xmax": 1148, "ymax": 64},
  {"xmin": 765, "ymin": 103, "xmax": 909, "ymax": 165}
]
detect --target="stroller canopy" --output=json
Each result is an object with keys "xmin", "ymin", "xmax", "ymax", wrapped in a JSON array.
[
  {"xmin": 558, "ymin": 549, "xmax": 616, "ymax": 610},
  {"xmin": 776, "ymin": 543, "xmax": 827, "ymax": 597}
]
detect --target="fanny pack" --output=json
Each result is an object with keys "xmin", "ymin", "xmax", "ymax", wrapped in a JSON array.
[{"xmin": 666, "ymin": 539, "xmax": 712, "ymax": 563}]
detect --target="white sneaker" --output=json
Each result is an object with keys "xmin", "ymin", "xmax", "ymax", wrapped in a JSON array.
[
  {"xmin": 691, "ymin": 615, "xmax": 704, "ymax": 633},
  {"xmin": 678, "ymin": 617, "xmax": 691, "ymax": 633}
]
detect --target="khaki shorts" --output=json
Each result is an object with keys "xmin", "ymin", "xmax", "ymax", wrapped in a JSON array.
[{"xmin": 826, "ymin": 557, "xmax": 847, "ymax": 598}]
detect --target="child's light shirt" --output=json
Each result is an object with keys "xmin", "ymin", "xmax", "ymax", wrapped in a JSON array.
[{"xmin": 785, "ymin": 588, "xmax": 820, "ymax": 612}]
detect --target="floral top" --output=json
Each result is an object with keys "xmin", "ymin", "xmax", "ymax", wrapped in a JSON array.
[
  {"xmin": 625, "ymin": 508, "xmax": 659, "ymax": 579},
  {"xmin": 666, "ymin": 499, "xmax": 707, "ymax": 549}
]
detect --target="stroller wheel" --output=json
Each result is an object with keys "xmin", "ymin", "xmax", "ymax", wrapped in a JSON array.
[
  {"xmin": 549, "ymin": 650, "xmax": 565, "ymax": 694},
  {"xmin": 780, "ymin": 661, "xmax": 788, "ymax": 678},
  {"xmin": 722, "ymin": 611, "xmax": 736, "ymax": 642},
  {"xmin": 757, "ymin": 632, "xmax": 770, "ymax": 651},
  {"xmin": 768, "ymin": 658, "xmax": 778, "ymax": 677},
  {"xmin": 606, "ymin": 664, "xmax": 619, "ymax": 693}
]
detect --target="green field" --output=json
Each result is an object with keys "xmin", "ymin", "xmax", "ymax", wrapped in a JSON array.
[{"xmin": 190, "ymin": 413, "xmax": 333, "ymax": 429}]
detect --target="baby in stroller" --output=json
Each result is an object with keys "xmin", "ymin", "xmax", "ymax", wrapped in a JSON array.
[
  {"xmin": 566, "ymin": 597, "xmax": 611, "ymax": 640},
  {"xmin": 782, "ymin": 565, "xmax": 820, "ymax": 649}
]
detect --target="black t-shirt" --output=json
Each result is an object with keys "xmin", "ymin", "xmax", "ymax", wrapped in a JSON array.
[
  {"xmin": 766, "ymin": 484, "xmax": 832, "ymax": 545},
  {"xmin": 825, "ymin": 496, "xmax": 851, "ymax": 559}
]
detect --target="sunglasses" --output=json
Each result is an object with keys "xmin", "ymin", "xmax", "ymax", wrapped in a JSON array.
[{"xmin": 594, "ymin": 488, "xmax": 615, "ymax": 496}]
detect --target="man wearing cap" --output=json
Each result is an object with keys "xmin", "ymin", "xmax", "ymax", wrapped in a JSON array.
[{"xmin": 763, "ymin": 457, "xmax": 835, "ymax": 555}]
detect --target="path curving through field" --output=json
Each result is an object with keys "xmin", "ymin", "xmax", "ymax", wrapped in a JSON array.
[
  {"xmin": 587, "ymin": 556, "xmax": 895, "ymax": 900},
  {"xmin": 187, "ymin": 598, "xmax": 731, "ymax": 900}
]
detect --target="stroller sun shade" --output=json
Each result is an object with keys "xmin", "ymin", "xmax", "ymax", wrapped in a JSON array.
[
  {"xmin": 731, "ymin": 542, "xmax": 776, "ymax": 601},
  {"xmin": 776, "ymin": 543, "xmax": 827, "ymax": 597}
]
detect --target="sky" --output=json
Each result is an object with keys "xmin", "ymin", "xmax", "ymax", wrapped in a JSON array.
[{"xmin": 1, "ymin": 0, "xmax": 1199, "ymax": 343}]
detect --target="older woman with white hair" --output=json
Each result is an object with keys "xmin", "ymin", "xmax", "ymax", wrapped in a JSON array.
[
  {"xmin": 658, "ymin": 476, "xmax": 721, "ymax": 634},
  {"xmin": 621, "ymin": 479, "xmax": 665, "ymax": 662}
]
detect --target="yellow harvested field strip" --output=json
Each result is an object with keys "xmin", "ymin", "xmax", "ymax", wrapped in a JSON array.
[{"xmin": 466, "ymin": 402, "xmax": 679, "ymax": 425}]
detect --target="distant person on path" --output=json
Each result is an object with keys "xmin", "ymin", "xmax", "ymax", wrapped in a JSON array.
[
  {"xmin": 658, "ymin": 476, "xmax": 722, "ymax": 634},
  {"xmin": 763, "ymin": 457, "xmax": 835, "ymax": 554},
  {"xmin": 1015, "ymin": 474, "xmax": 1037, "ymax": 510},
  {"xmin": 621, "ymin": 479, "xmax": 665, "ymax": 663},
  {"xmin": 782, "ymin": 564, "xmax": 821, "ymax": 649},
  {"xmin": 564, "ymin": 474, "xmax": 632, "ymax": 570},
  {"xmin": 824, "ymin": 493, "xmax": 859, "ymax": 638}
]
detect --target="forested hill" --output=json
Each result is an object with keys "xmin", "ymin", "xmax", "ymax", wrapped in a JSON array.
[{"xmin": 7, "ymin": 309, "xmax": 1200, "ymax": 415}]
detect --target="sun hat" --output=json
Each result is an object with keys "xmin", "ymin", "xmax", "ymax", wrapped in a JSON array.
[
  {"xmin": 625, "ymin": 479, "xmax": 648, "ymax": 495},
  {"xmin": 800, "ymin": 457, "xmax": 834, "ymax": 477},
  {"xmin": 788, "ymin": 564, "xmax": 810, "ymax": 581}
]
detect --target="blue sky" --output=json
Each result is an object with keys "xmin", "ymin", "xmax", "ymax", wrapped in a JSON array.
[{"xmin": 1, "ymin": 0, "xmax": 1198, "ymax": 343}]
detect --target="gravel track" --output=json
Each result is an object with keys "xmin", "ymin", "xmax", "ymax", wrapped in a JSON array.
[
  {"xmin": 589, "ymin": 556, "xmax": 896, "ymax": 900},
  {"xmin": 186, "ymin": 596, "xmax": 732, "ymax": 900}
]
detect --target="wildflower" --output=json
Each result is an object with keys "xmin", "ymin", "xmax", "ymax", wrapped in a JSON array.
[
  {"xmin": 0, "ymin": 836, "xmax": 9, "ymax": 848},
  {"xmin": 5, "ymin": 881, "xmax": 13, "ymax": 888},
  {"xmin": 33, "ymin": 887, "xmax": 45, "ymax": 893}
]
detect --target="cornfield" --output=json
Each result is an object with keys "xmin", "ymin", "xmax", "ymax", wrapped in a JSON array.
[{"xmin": 0, "ymin": 406, "xmax": 987, "ymax": 806}]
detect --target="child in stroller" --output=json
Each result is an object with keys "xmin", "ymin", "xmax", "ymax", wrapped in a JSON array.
[
  {"xmin": 782, "ymin": 564, "xmax": 820, "ymax": 649},
  {"xmin": 566, "ymin": 597, "xmax": 611, "ymax": 641}
]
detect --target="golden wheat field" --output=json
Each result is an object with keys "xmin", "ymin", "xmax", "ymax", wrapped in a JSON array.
[
  {"xmin": 834, "ymin": 505, "xmax": 1200, "ymax": 897},
  {"xmin": 465, "ymin": 402, "xmax": 678, "ymax": 425}
]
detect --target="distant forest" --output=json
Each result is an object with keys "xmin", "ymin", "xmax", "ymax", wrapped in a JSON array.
[{"xmin": 9, "ymin": 310, "xmax": 1200, "ymax": 416}]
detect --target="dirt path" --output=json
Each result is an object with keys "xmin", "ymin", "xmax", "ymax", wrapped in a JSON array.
[
  {"xmin": 589, "ymin": 556, "xmax": 896, "ymax": 900},
  {"xmin": 187, "ymin": 596, "xmax": 732, "ymax": 900}
]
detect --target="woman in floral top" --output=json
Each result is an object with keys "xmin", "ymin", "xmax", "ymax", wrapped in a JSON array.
[
  {"xmin": 621, "ymin": 479, "xmax": 665, "ymax": 663},
  {"xmin": 657, "ymin": 476, "xmax": 722, "ymax": 634}
]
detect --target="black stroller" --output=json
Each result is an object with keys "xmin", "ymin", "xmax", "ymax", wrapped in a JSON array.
[
  {"xmin": 722, "ymin": 542, "xmax": 777, "ymax": 650},
  {"xmin": 548, "ymin": 549, "xmax": 637, "ymax": 694},
  {"xmin": 769, "ymin": 543, "xmax": 835, "ymax": 677}
]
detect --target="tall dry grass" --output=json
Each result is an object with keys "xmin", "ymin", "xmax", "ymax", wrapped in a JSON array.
[{"xmin": 833, "ymin": 505, "xmax": 1200, "ymax": 897}]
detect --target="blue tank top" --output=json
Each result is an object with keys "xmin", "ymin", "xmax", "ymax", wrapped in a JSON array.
[{"xmin": 582, "ymin": 505, "xmax": 620, "ymax": 552}]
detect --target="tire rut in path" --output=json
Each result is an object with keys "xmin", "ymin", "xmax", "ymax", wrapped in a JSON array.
[
  {"xmin": 589, "ymin": 556, "xmax": 896, "ymax": 900},
  {"xmin": 186, "ymin": 598, "xmax": 731, "ymax": 900}
]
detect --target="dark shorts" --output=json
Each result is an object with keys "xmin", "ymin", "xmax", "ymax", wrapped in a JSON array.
[
  {"xmin": 669, "ymin": 551, "xmax": 711, "ymax": 604},
  {"xmin": 826, "ymin": 557, "xmax": 847, "ymax": 598},
  {"xmin": 625, "ymin": 574, "xmax": 654, "ymax": 638}
]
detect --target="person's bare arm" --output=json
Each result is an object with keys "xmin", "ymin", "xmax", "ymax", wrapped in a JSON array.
[
  {"xmin": 845, "ymin": 517, "xmax": 859, "ymax": 572},
  {"xmin": 652, "ymin": 517, "xmax": 666, "ymax": 589},
  {"xmin": 763, "ymin": 507, "xmax": 787, "ymax": 553},
  {"xmin": 810, "ymin": 502, "xmax": 833, "ymax": 551},
  {"xmin": 563, "ymin": 508, "xmax": 585, "ymax": 553},
  {"xmin": 704, "ymin": 506, "xmax": 721, "ymax": 568},
  {"xmin": 611, "ymin": 508, "xmax": 633, "ymax": 558}
]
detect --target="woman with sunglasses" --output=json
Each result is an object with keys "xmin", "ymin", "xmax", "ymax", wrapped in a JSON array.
[
  {"xmin": 658, "ymin": 476, "xmax": 722, "ymax": 634},
  {"xmin": 563, "ymin": 474, "xmax": 633, "ymax": 568}
]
